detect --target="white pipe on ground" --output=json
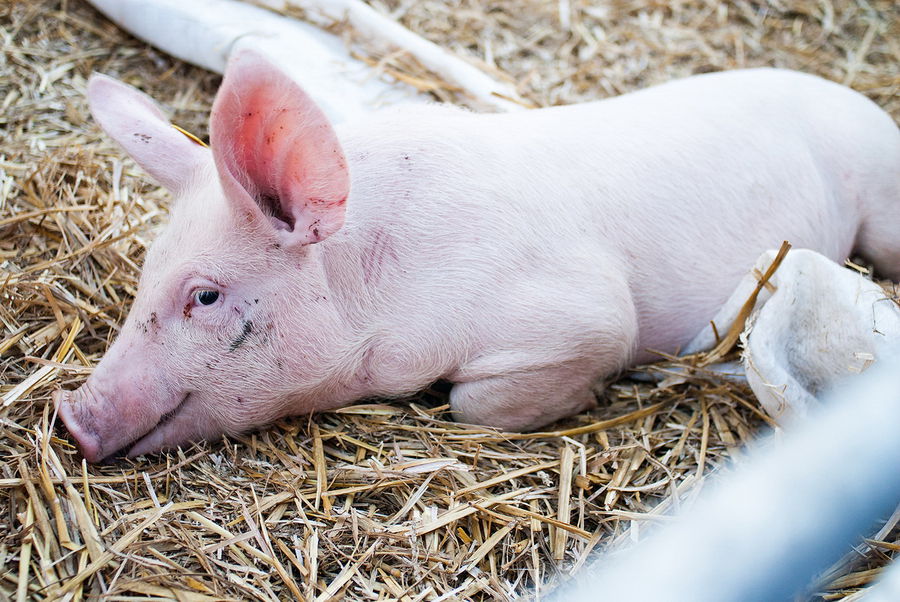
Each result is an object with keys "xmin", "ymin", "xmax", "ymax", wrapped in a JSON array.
[
  {"xmin": 85, "ymin": 0, "xmax": 427, "ymax": 123},
  {"xmin": 260, "ymin": 0, "xmax": 525, "ymax": 111},
  {"xmin": 553, "ymin": 349, "xmax": 900, "ymax": 601}
]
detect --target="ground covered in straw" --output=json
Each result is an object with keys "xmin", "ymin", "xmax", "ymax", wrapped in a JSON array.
[{"xmin": 1, "ymin": 0, "xmax": 898, "ymax": 600}]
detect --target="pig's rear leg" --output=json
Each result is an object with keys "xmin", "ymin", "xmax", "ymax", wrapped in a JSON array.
[
  {"xmin": 852, "ymin": 121, "xmax": 900, "ymax": 280},
  {"xmin": 857, "ymin": 217, "xmax": 900, "ymax": 282}
]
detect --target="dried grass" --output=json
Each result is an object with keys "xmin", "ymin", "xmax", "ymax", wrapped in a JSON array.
[{"xmin": 1, "ymin": 0, "xmax": 898, "ymax": 600}]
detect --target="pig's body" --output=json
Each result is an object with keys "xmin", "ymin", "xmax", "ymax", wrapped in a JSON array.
[
  {"xmin": 56, "ymin": 59, "xmax": 900, "ymax": 461},
  {"xmin": 326, "ymin": 68, "xmax": 898, "ymax": 415}
]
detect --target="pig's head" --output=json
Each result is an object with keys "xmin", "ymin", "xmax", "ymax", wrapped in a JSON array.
[{"xmin": 54, "ymin": 50, "xmax": 351, "ymax": 462}]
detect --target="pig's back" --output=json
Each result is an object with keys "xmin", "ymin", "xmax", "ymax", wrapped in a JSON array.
[{"xmin": 337, "ymin": 69, "xmax": 899, "ymax": 361}]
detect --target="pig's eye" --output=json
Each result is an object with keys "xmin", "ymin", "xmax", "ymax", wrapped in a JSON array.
[{"xmin": 194, "ymin": 290, "xmax": 220, "ymax": 306}]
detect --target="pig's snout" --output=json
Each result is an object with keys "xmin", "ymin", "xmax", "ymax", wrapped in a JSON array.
[
  {"xmin": 53, "ymin": 370, "xmax": 214, "ymax": 463},
  {"xmin": 53, "ymin": 388, "xmax": 105, "ymax": 463},
  {"xmin": 53, "ymin": 373, "xmax": 178, "ymax": 463}
]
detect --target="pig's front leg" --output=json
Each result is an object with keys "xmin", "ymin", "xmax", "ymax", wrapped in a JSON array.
[
  {"xmin": 447, "ymin": 271, "xmax": 638, "ymax": 431},
  {"xmin": 450, "ymin": 361, "xmax": 606, "ymax": 431}
]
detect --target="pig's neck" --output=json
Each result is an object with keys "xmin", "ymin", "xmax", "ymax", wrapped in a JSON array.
[
  {"xmin": 308, "ymin": 227, "xmax": 431, "ymax": 408},
  {"xmin": 285, "ymin": 240, "xmax": 380, "ymax": 410}
]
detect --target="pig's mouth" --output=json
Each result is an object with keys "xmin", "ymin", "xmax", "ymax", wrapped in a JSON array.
[
  {"xmin": 155, "ymin": 392, "xmax": 191, "ymax": 430},
  {"xmin": 123, "ymin": 392, "xmax": 193, "ymax": 458}
]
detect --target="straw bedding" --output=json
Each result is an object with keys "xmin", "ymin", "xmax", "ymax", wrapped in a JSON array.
[{"xmin": 1, "ymin": 0, "xmax": 898, "ymax": 599}]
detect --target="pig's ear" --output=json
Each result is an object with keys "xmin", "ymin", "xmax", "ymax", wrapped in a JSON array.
[
  {"xmin": 209, "ymin": 49, "xmax": 348, "ymax": 247},
  {"xmin": 87, "ymin": 74, "xmax": 209, "ymax": 193}
]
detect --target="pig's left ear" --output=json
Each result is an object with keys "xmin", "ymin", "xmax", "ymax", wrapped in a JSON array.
[
  {"xmin": 87, "ymin": 74, "xmax": 210, "ymax": 193},
  {"xmin": 210, "ymin": 49, "xmax": 349, "ymax": 247}
]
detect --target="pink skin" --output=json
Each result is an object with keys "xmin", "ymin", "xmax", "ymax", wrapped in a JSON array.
[{"xmin": 54, "ymin": 51, "xmax": 900, "ymax": 462}]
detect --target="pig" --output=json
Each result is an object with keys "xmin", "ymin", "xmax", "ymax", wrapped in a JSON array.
[{"xmin": 54, "ymin": 49, "xmax": 900, "ymax": 462}]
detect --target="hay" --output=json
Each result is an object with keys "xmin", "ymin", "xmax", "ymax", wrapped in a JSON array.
[{"xmin": 1, "ymin": 0, "xmax": 897, "ymax": 600}]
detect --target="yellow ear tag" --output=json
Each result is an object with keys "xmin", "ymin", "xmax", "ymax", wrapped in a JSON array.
[{"xmin": 172, "ymin": 124, "xmax": 208, "ymax": 148}]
